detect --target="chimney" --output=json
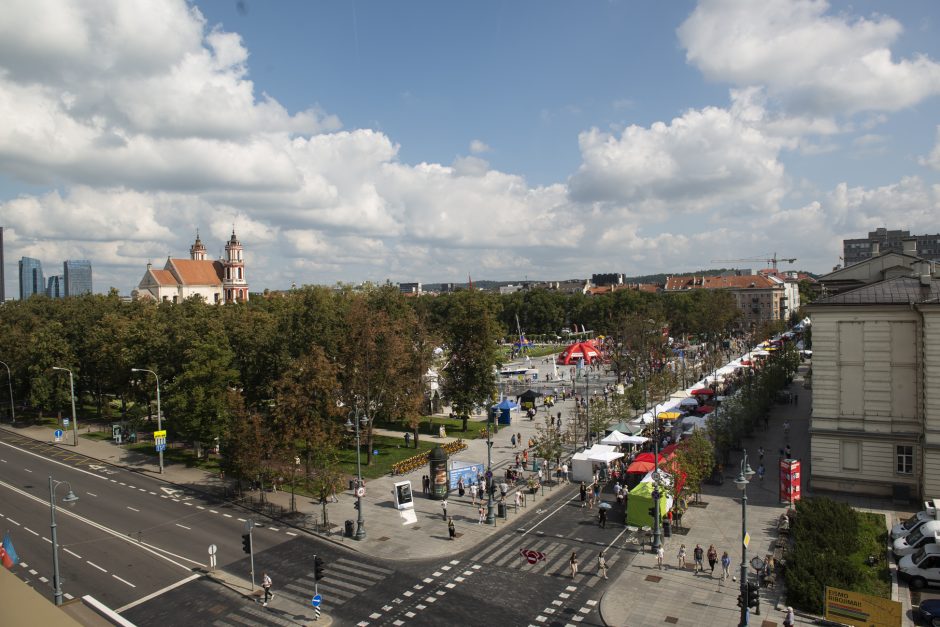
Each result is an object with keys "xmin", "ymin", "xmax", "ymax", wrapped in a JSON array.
[
  {"xmin": 903, "ymin": 237, "xmax": 917, "ymax": 256},
  {"xmin": 870, "ymin": 241, "xmax": 880, "ymax": 255}
]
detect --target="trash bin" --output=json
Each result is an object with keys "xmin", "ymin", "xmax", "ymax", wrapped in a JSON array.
[
  {"xmin": 345, "ymin": 519, "xmax": 355, "ymax": 537},
  {"xmin": 498, "ymin": 502, "xmax": 507, "ymax": 518},
  {"xmin": 349, "ymin": 479, "xmax": 356, "ymax": 491},
  {"xmin": 663, "ymin": 520, "xmax": 672, "ymax": 538}
]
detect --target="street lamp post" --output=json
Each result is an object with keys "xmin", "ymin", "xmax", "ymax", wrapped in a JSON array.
[
  {"xmin": 51, "ymin": 367, "xmax": 77, "ymax": 446},
  {"xmin": 131, "ymin": 368, "xmax": 163, "ymax": 474},
  {"xmin": 486, "ymin": 414, "xmax": 495, "ymax": 524},
  {"xmin": 48, "ymin": 476, "xmax": 79, "ymax": 605},
  {"xmin": 735, "ymin": 450, "xmax": 756, "ymax": 627},
  {"xmin": 651, "ymin": 405, "xmax": 661, "ymax": 552},
  {"xmin": 345, "ymin": 409, "xmax": 367, "ymax": 540},
  {"xmin": 0, "ymin": 360, "xmax": 13, "ymax": 424}
]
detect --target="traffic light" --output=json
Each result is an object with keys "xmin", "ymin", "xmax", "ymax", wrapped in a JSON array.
[
  {"xmin": 737, "ymin": 594, "xmax": 744, "ymax": 608},
  {"xmin": 241, "ymin": 533, "xmax": 251, "ymax": 554},
  {"xmin": 747, "ymin": 581, "xmax": 760, "ymax": 612},
  {"xmin": 314, "ymin": 555, "xmax": 325, "ymax": 581}
]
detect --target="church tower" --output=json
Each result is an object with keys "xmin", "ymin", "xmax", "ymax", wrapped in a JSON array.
[
  {"xmin": 190, "ymin": 231, "xmax": 207, "ymax": 260},
  {"xmin": 222, "ymin": 229, "xmax": 248, "ymax": 302}
]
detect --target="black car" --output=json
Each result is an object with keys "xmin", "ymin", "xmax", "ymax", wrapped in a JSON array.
[{"xmin": 921, "ymin": 599, "xmax": 940, "ymax": 626}]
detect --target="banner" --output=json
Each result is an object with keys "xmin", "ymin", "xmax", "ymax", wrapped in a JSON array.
[
  {"xmin": 824, "ymin": 586, "xmax": 901, "ymax": 627},
  {"xmin": 779, "ymin": 458, "xmax": 801, "ymax": 504},
  {"xmin": 1, "ymin": 532, "xmax": 19, "ymax": 569}
]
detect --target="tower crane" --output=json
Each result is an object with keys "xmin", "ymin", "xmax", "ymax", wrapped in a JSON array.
[{"xmin": 710, "ymin": 252, "xmax": 797, "ymax": 270}]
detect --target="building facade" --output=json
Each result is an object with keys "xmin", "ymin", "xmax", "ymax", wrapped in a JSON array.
[
  {"xmin": 45, "ymin": 275, "xmax": 64, "ymax": 298},
  {"xmin": 135, "ymin": 231, "xmax": 249, "ymax": 304},
  {"xmin": 18, "ymin": 257, "xmax": 44, "ymax": 300},
  {"xmin": 807, "ymin": 257, "xmax": 940, "ymax": 501},
  {"xmin": 664, "ymin": 274, "xmax": 788, "ymax": 326},
  {"xmin": 843, "ymin": 228, "xmax": 940, "ymax": 266},
  {"xmin": 63, "ymin": 260, "xmax": 93, "ymax": 296}
]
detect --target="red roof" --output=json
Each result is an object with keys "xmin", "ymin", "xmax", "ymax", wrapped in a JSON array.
[
  {"xmin": 167, "ymin": 259, "xmax": 223, "ymax": 286},
  {"xmin": 556, "ymin": 340, "xmax": 603, "ymax": 365},
  {"xmin": 664, "ymin": 274, "xmax": 778, "ymax": 291}
]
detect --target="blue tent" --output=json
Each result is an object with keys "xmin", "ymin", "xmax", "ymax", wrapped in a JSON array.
[{"xmin": 493, "ymin": 398, "xmax": 520, "ymax": 425}]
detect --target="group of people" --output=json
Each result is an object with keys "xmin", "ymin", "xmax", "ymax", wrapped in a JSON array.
[
  {"xmin": 668, "ymin": 543, "xmax": 732, "ymax": 580},
  {"xmin": 568, "ymin": 550, "xmax": 608, "ymax": 580}
]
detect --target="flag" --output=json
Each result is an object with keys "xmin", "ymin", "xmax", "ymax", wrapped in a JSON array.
[{"xmin": 2, "ymin": 531, "xmax": 19, "ymax": 569}]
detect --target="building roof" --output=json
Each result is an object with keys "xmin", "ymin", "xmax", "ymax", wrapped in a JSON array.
[
  {"xmin": 812, "ymin": 275, "xmax": 940, "ymax": 306},
  {"xmin": 149, "ymin": 269, "xmax": 177, "ymax": 286},
  {"xmin": 167, "ymin": 259, "xmax": 223, "ymax": 286},
  {"xmin": 664, "ymin": 274, "xmax": 778, "ymax": 291}
]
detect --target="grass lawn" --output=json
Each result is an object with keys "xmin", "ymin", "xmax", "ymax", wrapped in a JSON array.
[
  {"xmin": 374, "ymin": 416, "xmax": 484, "ymax": 439},
  {"xmin": 849, "ymin": 512, "xmax": 892, "ymax": 599},
  {"xmin": 498, "ymin": 345, "xmax": 561, "ymax": 360},
  {"xmin": 337, "ymin": 434, "xmax": 436, "ymax": 480},
  {"xmin": 126, "ymin": 442, "xmax": 222, "ymax": 473}
]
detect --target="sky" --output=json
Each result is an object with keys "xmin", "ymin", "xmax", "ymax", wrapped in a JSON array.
[{"xmin": 1, "ymin": 0, "xmax": 940, "ymax": 294}]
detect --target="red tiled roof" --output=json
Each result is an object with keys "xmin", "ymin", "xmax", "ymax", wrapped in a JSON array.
[
  {"xmin": 149, "ymin": 269, "xmax": 177, "ymax": 286},
  {"xmin": 664, "ymin": 275, "xmax": 778, "ymax": 290},
  {"xmin": 166, "ymin": 259, "xmax": 223, "ymax": 286}
]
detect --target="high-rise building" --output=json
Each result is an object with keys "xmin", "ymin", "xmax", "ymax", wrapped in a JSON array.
[
  {"xmin": 843, "ymin": 227, "xmax": 940, "ymax": 266},
  {"xmin": 18, "ymin": 257, "xmax": 44, "ymax": 300},
  {"xmin": 64, "ymin": 259, "xmax": 93, "ymax": 296},
  {"xmin": 0, "ymin": 227, "xmax": 5, "ymax": 302},
  {"xmin": 46, "ymin": 275, "xmax": 64, "ymax": 298}
]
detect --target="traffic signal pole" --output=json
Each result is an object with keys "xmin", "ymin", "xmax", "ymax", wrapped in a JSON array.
[{"xmin": 243, "ymin": 520, "xmax": 255, "ymax": 590}]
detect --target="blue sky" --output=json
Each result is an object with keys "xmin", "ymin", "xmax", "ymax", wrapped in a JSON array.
[{"xmin": 1, "ymin": 0, "xmax": 940, "ymax": 293}]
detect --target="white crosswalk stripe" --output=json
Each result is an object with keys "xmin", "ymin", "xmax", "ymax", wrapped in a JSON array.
[{"xmin": 286, "ymin": 557, "xmax": 394, "ymax": 610}]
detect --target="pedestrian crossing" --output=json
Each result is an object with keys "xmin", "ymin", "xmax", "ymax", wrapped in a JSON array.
[{"xmin": 470, "ymin": 531, "xmax": 623, "ymax": 580}]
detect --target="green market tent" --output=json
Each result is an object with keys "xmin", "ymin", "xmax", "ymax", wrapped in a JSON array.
[{"xmin": 626, "ymin": 478, "xmax": 672, "ymax": 528}]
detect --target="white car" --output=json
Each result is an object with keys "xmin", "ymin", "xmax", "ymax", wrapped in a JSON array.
[
  {"xmin": 899, "ymin": 545, "xmax": 940, "ymax": 590},
  {"xmin": 894, "ymin": 523, "xmax": 940, "ymax": 557},
  {"xmin": 892, "ymin": 502, "xmax": 939, "ymax": 539}
]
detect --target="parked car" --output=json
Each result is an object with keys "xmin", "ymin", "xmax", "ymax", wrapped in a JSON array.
[
  {"xmin": 920, "ymin": 598, "xmax": 940, "ymax": 626},
  {"xmin": 898, "ymin": 545, "xmax": 940, "ymax": 590},
  {"xmin": 894, "ymin": 523, "xmax": 940, "ymax": 557},
  {"xmin": 893, "ymin": 501, "xmax": 940, "ymax": 540}
]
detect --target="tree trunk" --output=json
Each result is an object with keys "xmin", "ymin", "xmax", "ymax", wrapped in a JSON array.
[
  {"xmin": 461, "ymin": 414, "xmax": 468, "ymax": 432},
  {"xmin": 366, "ymin": 430, "xmax": 374, "ymax": 466},
  {"xmin": 413, "ymin": 425, "xmax": 419, "ymax": 448}
]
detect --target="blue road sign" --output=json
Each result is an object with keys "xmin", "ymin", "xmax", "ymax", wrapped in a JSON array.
[
  {"xmin": 156, "ymin": 444, "xmax": 166, "ymax": 452},
  {"xmin": 311, "ymin": 594, "xmax": 322, "ymax": 607},
  {"xmin": 54, "ymin": 429, "xmax": 64, "ymax": 439}
]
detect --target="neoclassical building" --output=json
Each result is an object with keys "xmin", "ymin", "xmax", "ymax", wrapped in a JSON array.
[{"xmin": 135, "ymin": 231, "xmax": 248, "ymax": 304}]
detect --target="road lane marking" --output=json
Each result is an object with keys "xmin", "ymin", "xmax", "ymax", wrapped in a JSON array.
[
  {"xmin": 87, "ymin": 560, "xmax": 107, "ymax": 573},
  {"xmin": 7, "ymin": 518, "xmax": 20, "ymax": 526},
  {"xmin": 175, "ymin": 523, "xmax": 191, "ymax": 530},
  {"xmin": 237, "ymin": 518, "xmax": 246, "ymax": 522},
  {"xmin": 23, "ymin": 527, "xmax": 39, "ymax": 536},
  {"xmin": 522, "ymin": 490, "xmax": 579, "ymax": 536},
  {"xmin": 43, "ymin": 537, "xmax": 52, "ymax": 544},
  {"xmin": 23, "ymin": 468, "xmax": 32, "ymax": 472},
  {"xmin": 196, "ymin": 506, "xmax": 205, "ymax": 510},
  {"xmin": 39, "ymin": 576, "xmax": 48, "ymax": 582},
  {"xmin": 223, "ymin": 513, "xmax": 232, "ymax": 518},
  {"xmin": 113, "ymin": 574, "xmax": 137, "ymax": 588},
  {"xmin": 64, "ymin": 593, "xmax": 73, "ymax": 600},
  {"xmin": 286, "ymin": 531, "xmax": 297, "ymax": 536},
  {"xmin": 64, "ymin": 548, "xmax": 82, "ymax": 559},
  {"xmin": 29, "ymin": 569, "xmax": 37, "ymax": 575},
  {"xmin": 208, "ymin": 509, "xmax": 218, "ymax": 514},
  {"xmin": 126, "ymin": 506, "xmax": 140, "ymax": 512},
  {"xmin": 114, "ymin": 573, "xmax": 202, "ymax": 613},
  {"xmin": 86, "ymin": 492, "xmax": 98, "ymax": 497}
]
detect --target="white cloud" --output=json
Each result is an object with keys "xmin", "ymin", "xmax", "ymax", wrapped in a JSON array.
[
  {"xmin": 469, "ymin": 140, "xmax": 490, "ymax": 154},
  {"xmin": 920, "ymin": 126, "xmax": 940, "ymax": 171},
  {"xmin": 678, "ymin": 0, "xmax": 940, "ymax": 115}
]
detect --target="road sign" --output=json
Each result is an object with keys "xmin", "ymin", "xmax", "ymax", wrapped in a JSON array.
[
  {"xmin": 311, "ymin": 594, "xmax": 322, "ymax": 607},
  {"xmin": 519, "ymin": 548, "xmax": 546, "ymax": 565},
  {"xmin": 356, "ymin": 486, "xmax": 366, "ymax": 497},
  {"xmin": 63, "ymin": 418, "xmax": 69, "ymax": 427},
  {"xmin": 153, "ymin": 430, "xmax": 167, "ymax": 439},
  {"xmin": 208, "ymin": 544, "xmax": 217, "ymax": 555},
  {"xmin": 156, "ymin": 443, "xmax": 166, "ymax": 452},
  {"xmin": 743, "ymin": 532, "xmax": 751, "ymax": 548},
  {"xmin": 54, "ymin": 429, "xmax": 63, "ymax": 442},
  {"xmin": 154, "ymin": 429, "xmax": 167, "ymax": 452}
]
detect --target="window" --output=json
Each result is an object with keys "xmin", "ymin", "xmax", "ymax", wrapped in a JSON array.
[
  {"xmin": 841, "ymin": 442, "xmax": 860, "ymax": 471},
  {"xmin": 897, "ymin": 445, "xmax": 914, "ymax": 475}
]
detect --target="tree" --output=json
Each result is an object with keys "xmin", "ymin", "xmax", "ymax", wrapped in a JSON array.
[
  {"xmin": 667, "ymin": 429, "xmax": 714, "ymax": 503},
  {"xmin": 438, "ymin": 291, "xmax": 503, "ymax": 432},
  {"xmin": 532, "ymin": 417, "xmax": 564, "ymax": 481}
]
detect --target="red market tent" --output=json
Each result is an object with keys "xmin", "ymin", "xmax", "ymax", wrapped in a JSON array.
[
  {"xmin": 626, "ymin": 460, "xmax": 655, "ymax": 474},
  {"xmin": 690, "ymin": 388, "xmax": 715, "ymax": 396},
  {"xmin": 693, "ymin": 405, "xmax": 715, "ymax": 415},
  {"xmin": 556, "ymin": 340, "xmax": 603, "ymax": 365}
]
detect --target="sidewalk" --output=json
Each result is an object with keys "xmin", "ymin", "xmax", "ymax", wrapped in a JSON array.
[{"xmin": 597, "ymin": 362, "xmax": 905, "ymax": 627}]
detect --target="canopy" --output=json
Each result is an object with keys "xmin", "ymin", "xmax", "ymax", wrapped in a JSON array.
[
  {"xmin": 600, "ymin": 430, "xmax": 631, "ymax": 445},
  {"xmin": 626, "ymin": 477, "xmax": 672, "ymax": 528},
  {"xmin": 608, "ymin": 421, "xmax": 645, "ymax": 436},
  {"xmin": 657, "ymin": 411, "xmax": 682, "ymax": 421},
  {"xmin": 570, "ymin": 444, "xmax": 624, "ymax": 481},
  {"xmin": 517, "ymin": 389, "xmax": 542, "ymax": 403},
  {"xmin": 626, "ymin": 460, "xmax": 655, "ymax": 474},
  {"xmin": 670, "ymin": 390, "xmax": 691, "ymax": 399},
  {"xmin": 690, "ymin": 388, "xmax": 715, "ymax": 396},
  {"xmin": 556, "ymin": 340, "xmax": 603, "ymax": 365},
  {"xmin": 678, "ymin": 397, "xmax": 699, "ymax": 408},
  {"xmin": 495, "ymin": 399, "xmax": 519, "ymax": 410},
  {"xmin": 693, "ymin": 405, "xmax": 715, "ymax": 415}
]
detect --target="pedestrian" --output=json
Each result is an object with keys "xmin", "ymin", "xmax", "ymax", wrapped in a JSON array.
[
  {"xmin": 569, "ymin": 551, "xmax": 578, "ymax": 578},
  {"xmin": 598, "ymin": 507, "xmax": 607, "ymax": 528},
  {"xmin": 707, "ymin": 544, "xmax": 718, "ymax": 575},
  {"xmin": 423, "ymin": 475, "xmax": 430, "ymax": 495},
  {"xmin": 656, "ymin": 544, "xmax": 664, "ymax": 570},
  {"xmin": 597, "ymin": 551, "xmax": 608, "ymax": 579},
  {"xmin": 478, "ymin": 503, "xmax": 486, "ymax": 525},
  {"xmin": 785, "ymin": 444, "xmax": 792, "ymax": 459},
  {"xmin": 758, "ymin": 446, "xmax": 764, "ymax": 463},
  {"xmin": 511, "ymin": 433, "xmax": 517, "ymax": 448},
  {"xmin": 783, "ymin": 419, "xmax": 790, "ymax": 436},
  {"xmin": 721, "ymin": 551, "xmax": 731, "ymax": 580},
  {"xmin": 580, "ymin": 482, "xmax": 587, "ymax": 508},
  {"xmin": 677, "ymin": 544, "xmax": 687, "ymax": 569},
  {"xmin": 514, "ymin": 490, "xmax": 522, "ymax": 510},
  {"xmin": 441, "ymin": 498, "xmax": 448, "ymax": 521},
  {"xmin": 537, "ymin": 467, "xmax": 543, "ymax": 485},
  {"xmin": 515, "ymin": 453, "xmax": 520, "ymax": 467},
  {"xmin": 517, "ymin": 433, "xmax": 522, "ymax": 448},
  {"xmin": 523, "ymin": 449, "xmax": 529, "ymax": 467},
  {"xmin": 404, "ymin": 431, "xmax": 411, "ymax": 447},
  {"xmin": 693, "ymin": 544, "xmax": 704, "ymax": 573},
  {"xmin": 458, "ymin": 477, "xmax": 465, "ymax": 497},
  {"xmin": 471, "ymin": 482, "xmax": 479, "ymax": 505},
  {"xmin": 757, "ymin": 464, "xmax": 765, "ymax": 482},
  {"xmin": 783, "ymin": 606, "xmax": 795, "ymax": 627},
  {"xmin": 261, "ymin": 571, "xmax": 274, "ymax": 606},
  {"xmin": 448, "ymin": 516, "xmax": 456, "ymax": 540}
]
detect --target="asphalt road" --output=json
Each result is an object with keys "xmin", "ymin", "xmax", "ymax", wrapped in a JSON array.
[{"xmin": 0, "ymin": 429, "xmax": 296, "ymax": 610}]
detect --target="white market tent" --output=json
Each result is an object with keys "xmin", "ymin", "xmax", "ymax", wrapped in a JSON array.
[
  {"xmin": 571, "ymin": 444, "xmax": 625, "ymax": 482},
  {"xmin": 599, "ymin": 430, "xmax": 631, "ymax": 445}
]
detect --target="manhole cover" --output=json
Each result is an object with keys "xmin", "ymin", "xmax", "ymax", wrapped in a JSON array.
[
  {"xmin": 376, "ymin": 536, "xmax": 390, "ymax": 542},
  {"xmin": 645, "ymin": 575, "xmax": 662, "ymax": 583}
]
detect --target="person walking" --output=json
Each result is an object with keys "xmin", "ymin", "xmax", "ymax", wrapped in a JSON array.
[
  {"xmin": 677, "ymin": 544, "xmax": 687, "ymax": 570},
  {"xmin": 597, "ymin": 551, "xmax": 608, "ymax": 580},
  {"xmin": 757, "ymin": 463, "xmax": 765, "ymax": 482},
  {"xmin": 478, "ymin": 503, "xmax": 486, "ymax": 525},
  {"xmin": 693, "ymin": 544, "xmax": 704, "ymax": 574},
  {"xmin": 458, "ymin": 477, "xmax": 465, "ymax": 497},
  {"xmin": 569, "ymin": 552, "xmax": 579, "ymax": 578},
  {"xmin": 758, "ymin": 446, "xmax": 764, "ymax": 464},
  {"xmin": 656, "ymin": 544, "xmax": 665, "ymax": 570},
  {"xmin": 448, "ymin": 516, "xmax": 456, "ymax": 540},
  {"xmin": 261, "ymin": 572, "xmax": 274, "ymax": 606},
  {"xmin": 721, "ymin": 551, "xmax": 731, "ymax": 580},
  {"xmin": 470, "ymin": 482, "xmax": 478, "ymax": 505},
  {"xmin": 598, "ymin": 507, "xmax": 607, "ymax": 528},
  {"xmin": 707, "ymin": 544, "xmax": 718, "ymax": 575},
  {"xmin": 423, "ymin": 475, "xmax": 430, "ymax": 496},
  {"xmin": 580, "ymin": 482, "xmax": 587, "ymax": 508},
  {"xmin": 511, "ymin": 433, "xmax": 517, "ymax": 448},
  {"xmin": 561, "ymin": 462, "xmax": 569, "ymax": 483},
  {"xmin": 441, "ymin": 498, "xmax": 448, "ymax": 521},
  {"xmin": 514, "ymin": 490, "xmax": 522, "ymax": 510},
  {"xmin": 783, "ymin": 606, "xmax": 795, "ymax": 627}
]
